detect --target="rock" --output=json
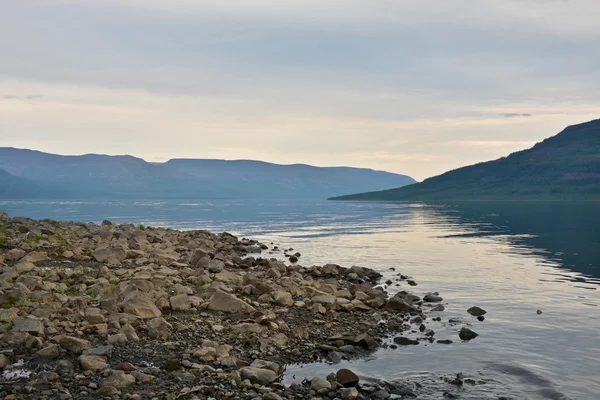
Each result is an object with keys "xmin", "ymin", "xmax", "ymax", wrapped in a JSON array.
[
  {"xmin": 239, "ymin": 367, "xmax": 279, "ymax": 385},
  {"xmin": 311, "ymin": 377, "xmax": 331, "ymax": 391},
  {"xmin": 146, "ymin": 317, "xmax": 172, "ymax": 340},
  {"xmin": 477, "ymin": 316, "xmax": 485, "ymax": 322},
  {"xmin": 207, "ymin": 259, "xmax": 225, "ymax": 273},
  {"xmin": 0, "ymin": 308, "xmax": 18, "ymax": 323},
  {"xmin": 123, "ymin": 295, "xmax": 162, "ymax": 319},
  {"xmin": 93, "ymin": 246, "xmax": 127, "ymax": 264},
  {"xmin": 11, "ymin": 319, "xmax": 44, "ymax": 336},
  {"xmin": 207, "ymin": 290, "xmax": 255, "ymax": 314},
  {"xmin": 101, "ymin": 370, "xmax": 136, "ymax": 389},
  {"xmin": 189, "ymin": 248, "xmax": 209, "ymax": 265},
  {"xmin": 132, "ymin": 371, "xmax": 155, "ymax": 383},
  {"xmin": 263, "ymin": 393, "xmax": 283, "ymax": 400},
  {"xmin": 328, "ymin": 351, "xmax": 343, "ymax": 364},
  {"xmin": 88, "ymin": 345, "xmax": 114, "ymax": 357},
  {"xmin": 437, "ymin": 340, "xmax": 453, "ymax": 344},
  {"xmin": 459, "ymin": 327, "xmax": 479, "ymax": 341},
  {"xmin": 537, "ymin": 309, "xmax": 543, "ymax": 315},
  {"xmin": 312, "ymin": 294, "xmax": 336, "ymax": 306},
  {"xmin": 0, "ymin": 354, "xmax": 9, "ymax": 369},
  {"xmin": 79, "ymin": 355, "xmax": 109, "ymax": 371},
  {"xmin": 423, "ymin": 293, "xmax": 443, "ymax": 302},
  {"xmin": 372, "ymin": 390, "xmax": 391, "ymax": 399},
  {"xmin": 273, "ymin": 291, "xmax": 294, "ymax": 307},
  {"xmin": 55, "ymin": 360, "xmax": 74, "ymax": 374},
  {"xmin": 59, "ymin": 336, "xmax": 91, "ymax": 354},
  {"xmin": 33, "ymin": 344, "xmax": 60, "ymax": 360},
  {"xmin": 170, "ymin": 294, "xmax": 192, "ymax": 310},
  {"xmin": 336, "ymin": 368, "xmax": 360, "ymax": 387},
  {"xmin": 250, "ymin": 359, "xmax": 284, "ymax": 374},
  {"xmin": 19, "ymin": 251, "xmax": 50, "ymax": 264},
  {"xmin": 467, "ymin": 306, "xmax": 487, "ymax": 317},
  {"xmin": 385, "ymin": 297, "xmax": 418, "ymax": 313},
  {"xmin": 341, "ymin": 387, "xmax": 359, "ymax": 400},
  {"xmin": 163, "ymin": 359, "xmax": 181, "ymax": 371},
  {"xmin": 6, "ymin": 249, "xmax": 26, "ymax": 261},
  {"xmin": 431, "ymin": 304, "xmax": 445, "ymax": 312},
  {"xmin": 393, "ymin": 337, "xmax": 419, "ymax": 346}
]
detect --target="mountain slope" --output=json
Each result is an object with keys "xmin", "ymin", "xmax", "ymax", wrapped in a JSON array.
[
  {"xmin": 0, "ymin": 148, "xmax": 415, "ymax": 199},
  {"xmin": 0, "ymin": 168, "xmax": 70, "ymax": 198},
  {"xmin": 165, "ymin": 159, "xmax": 415, "ymax": 198},
  {"xmin": 331, "ymin": 119, "xmax": 600, "ymax": 201}
]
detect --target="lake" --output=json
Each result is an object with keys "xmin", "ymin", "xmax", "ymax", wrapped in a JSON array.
[{"xmin": 1, "ymin": 199, "xmax": 598, "ymax": 399}]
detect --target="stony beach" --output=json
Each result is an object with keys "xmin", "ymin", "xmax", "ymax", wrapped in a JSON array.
[{"xmin": 0, "ymin": 212, "xmax": 481, "ymax": 400}]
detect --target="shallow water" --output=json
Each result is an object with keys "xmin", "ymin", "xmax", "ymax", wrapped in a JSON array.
[{"xmin": 1, "ymin": 199, "xmax": 599, "ymax": 399}]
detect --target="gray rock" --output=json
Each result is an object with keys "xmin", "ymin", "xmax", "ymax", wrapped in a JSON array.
[
  {"xmin": 12, "ymin": 319, "xmax": 44, "ymax": 336},
  {"xmin": 207, "ymin": 259, "xmax": 225, "ymax": 273},
  {"xmin": 310, "ymin": 377, "xmax": 331, "ymax": 391},
  {"xmin": 372, "ymin": 390, "xmax": 391, "ymax": 399},
  {"xmin": 341, "ymin": 387, "xmax": 359, "ymax": 400},
  {"xmin": 88, "ymin": 345, "xmax": 114, "ymax": 357}
]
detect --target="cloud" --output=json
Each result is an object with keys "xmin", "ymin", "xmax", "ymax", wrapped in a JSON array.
[
  {"xmin": 2, "ymin": 94, "xmax": 43, "ymax": 100},
  {"xmin": 502, "ymin": 113, "xmax": 532, "ymax": 118}
]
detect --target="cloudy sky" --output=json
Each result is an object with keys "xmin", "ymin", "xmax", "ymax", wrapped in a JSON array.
[{"xmin": 1, "ymin": 0, "xmax": 599, "ymax": 180}]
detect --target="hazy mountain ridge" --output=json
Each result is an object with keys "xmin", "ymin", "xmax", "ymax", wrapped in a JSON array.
[
  {"xmin": 0, "ymin": 148, "xmax": 415, "ymax": 199},
  {"xmin": 331, "ymin": 119, "xmax": 600, "ymax": 201}
]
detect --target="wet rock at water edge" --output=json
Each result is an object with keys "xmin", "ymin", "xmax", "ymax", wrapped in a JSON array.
[
  {"xmin": 423, "ymin": 292, "xmax": 443, "ymax": 302},
  {"xmin": 477, "ymin": 315, "xmax": 485, "ymax": 321},
  {"xmin": 337, "ymin": 368, "xmax": 360, "ymax": 387},
  {"xmin": 537, "ymin": 309, "xmax": 543, "ymax": 315},
  {"xmin": 437, "ymin": 339, "xmax": 453, "ymax": 344},
  {"xmin": 459, "ymin": 327, "xmax": 479, "ymax": 341},
  {"xmin": 393, "ymin": 336, "xmax": 419, "ymax": 346},
  {"xmin": 467, "ymin": 306, "xmax": 487, "ymax": 317}
]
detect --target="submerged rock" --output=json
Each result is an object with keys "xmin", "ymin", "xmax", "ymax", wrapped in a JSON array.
[{"xmin": 467, "ymin": 306, "xmax": 487, "ymax": 317}]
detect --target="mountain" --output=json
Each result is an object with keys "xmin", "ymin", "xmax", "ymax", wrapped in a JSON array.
[
  {"xmin": 331, "ymin": 118, "xmax": 600, "ymax": 201},
  {"xmin": 0, "ymin": 148, "xmax": 415, "ymax": 199},
  {"xmin": 0, "ymin": 168, "xmax": 71, "ymax": 198}
]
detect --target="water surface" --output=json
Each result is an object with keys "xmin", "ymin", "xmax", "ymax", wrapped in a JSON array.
[{"xmin": 1, "ymin": 199, "xmax": 598, "ymax": 399}]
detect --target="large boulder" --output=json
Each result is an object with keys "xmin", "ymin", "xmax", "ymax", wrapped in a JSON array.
[
  {"xmin": 11, "ymin": 319, "xmax": 44, "ymax": 336},
  {"xmin": 207, "ymin": 290, "xmax": 255, "ymax": 314},
  {"xmin": 123, "ymin": 296, "xmax": 162, "ymax": 319},
  {"xmin": 170, "ymin": 294, "xmax": 192, "ymax": 311},
  {"xmin": 239, "ymin": 367, "xmax": 279, "ymax": 385},
  {"xmin": 385, "ymin": 297, "xmax": 418, "ymax": 313},
  {"xmin": 19, "ymin": 251, "xmax": 50, "ymax": 264},
  {"xmin": 93, "ymin": 246, "xmax": 127, "ymax": 265},
  {"xmin": 337, "ymin": 368, "xmax": 360, "ymax": 387},
  {"xmin": 273, "ymin": 291, "xmax": 294, "ymax": 307}
]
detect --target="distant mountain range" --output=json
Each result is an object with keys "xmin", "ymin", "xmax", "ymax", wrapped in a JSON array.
[
  {"xmin": 0, "ymin": 148, "xmax": 415, "ymax": 199},
  {"xmin": 331, "ymin": 119, "xmax": 600, "ymax": 202}
]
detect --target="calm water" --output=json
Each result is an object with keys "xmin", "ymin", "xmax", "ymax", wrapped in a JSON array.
[{"xmin": 1, "ymin": 199, "xmax": 599, "ymax": 399}]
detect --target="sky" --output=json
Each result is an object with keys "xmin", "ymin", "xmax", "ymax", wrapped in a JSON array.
[{"xmin": 1, "ymin": 0, "xmax": 599, "ymax": 181}]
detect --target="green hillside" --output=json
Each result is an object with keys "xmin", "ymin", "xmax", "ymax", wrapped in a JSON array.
[{"xmin": 331, "ymin": 119, "xmax": 600, "ymax": 201}]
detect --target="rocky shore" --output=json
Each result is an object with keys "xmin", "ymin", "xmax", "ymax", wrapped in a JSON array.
[{"xmin": 0, "ymin": 213, "xmax": 479, "ymax": 399}]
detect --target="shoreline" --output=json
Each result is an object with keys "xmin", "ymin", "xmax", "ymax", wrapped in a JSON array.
[{"xmin": 0, "ymin": 213, "xmax": 475, "ymax": 399}]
